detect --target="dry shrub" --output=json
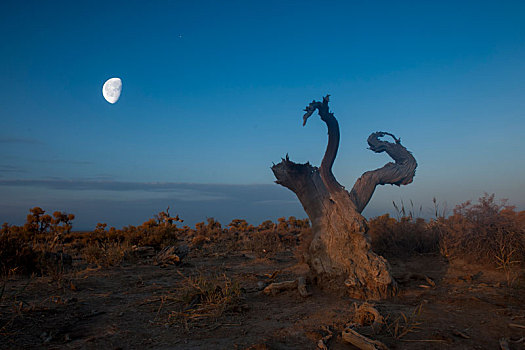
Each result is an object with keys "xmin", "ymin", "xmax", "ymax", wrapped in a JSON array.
[
  {"xmin": 439, "ymin": 194, "xmax": 525, "ymax": 271},
  {"xmin": 0, "ymin": 227, "xmax": 40, "ymax": 276},
  {"xmin": 245, "ymin": 217, "xmax": 309, "ymax": 257},
  {"xmin": 185, "ymin": 217, "xmax": 309, "ymax": 258},
  {"xmin": 245, "ymin": 229, "xmax": 284, "ymax": 257},
  {"xmin": 167, "ymin": 271, "xmax": 243, "ymax": 327},
  {"xmin": 13, "ymin": 207, "xmax": 75, "ymax": 251},
  {"xmin": 228, "ymin": 219, "xmax": 253, "ymax": 233},
  {"xmin": 82, "ymin": 239, "xmax": 132, "ymax": 268},
  {"xmin": 1, "ymin": 223, "xmax": 73, "ymax": 277},
  {"xmin": 84, "ymin": 208, "xmax": 185, "ymax": 251},
  {"xmin": 368, "ymin": 214, "xmax": 439, "ymax": 257},
  {"xmin": 191, "ymin": 234, "xmax": 209, "ymax": 248},
  {"xmin": 100, "ymin": 223, "xmax": 180, "ymax": 249},
  {"xmin": 369, "ymin": 194, "xmax": 524, "ymax": 276}
]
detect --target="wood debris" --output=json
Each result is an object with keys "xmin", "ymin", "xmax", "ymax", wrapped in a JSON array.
[
  {"xmin": 396, "ymin": 273, "xmax": 435, "ymax": 288},
  {"xmin": 354, "ymin": 302, "xmax": 384, "ymax": 327},
  {"xmin": 263, "ymin": 277, "xmax": 310, "ymax": 297},
  {"xmin": 154, "ymin": 246, "xmax": 181, "ymax": 266},
  {"xmin": 508, "ymin": 323, "xmax": 525, "ymax": 329},
  {"xmin": 452, "ymin": 329, "xmax": 470, "ymax": 339},
  {"xmin": 342, "ymin": 327, "xmax": 389, "ymax": 350},
  {"xmin": 317, "ymin": 326, "xmax": 334, "ymax": 350},
  {"xmin": 263, "ymin": 280, "xmax": 297, "ymax": 295},
  {"xmin": 317, "ymin": 325, "xmax": 333, "ymax": 349}
]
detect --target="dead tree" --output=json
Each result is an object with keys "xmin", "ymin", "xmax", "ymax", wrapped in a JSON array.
[{"xmin": 271, "ymin": 95, "xmax": 417, "ymax": 299}]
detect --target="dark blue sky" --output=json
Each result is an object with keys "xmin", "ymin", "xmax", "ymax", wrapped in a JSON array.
[{"xmin": 1, "ymin": 0, "xmax": 524, "ymax": 229}]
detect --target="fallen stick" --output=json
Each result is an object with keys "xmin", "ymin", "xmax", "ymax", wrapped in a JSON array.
[
  {"xmin": 263, "ymin": 277, "xmax": 311, "ymax": 297},
  {"xmin": 341, "ymin": 327, "xmax": 389, "ymax": 350},
  {"xmin": 508, "ymin": 323, "xmax": 525, "ymax": 329},
  {"xmin": 396, "ymin": 273, "xmax": 435, "ymax": 288},
  {"xmin": 263, "ymin": 280, "xmax": 297, "ymax": 295},
  {"xmin": 452, "ymin": 329, "xmax": 470, "ymax": 339}
]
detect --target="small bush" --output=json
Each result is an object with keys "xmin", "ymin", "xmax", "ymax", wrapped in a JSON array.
[
  {"xmin": 1, "ymin": 212, "xmax": 74, "ymax": 277},
  {"xmin": 439, "ymin": 194, "xmax": 525, "ymax": 269},
  {"xmin": 368, "ymin": 214, "xmax": 439, "ymax": 257},
  {"xmin": 245, "ymin": 229, "xmax": 284, "ymax": 257},
  {"xmin": 0, "ymin": 225, "xmax": 40, "ymax": 276},
  {"xmin": 369, "ymin": 194, "xmax": 525, "ymax": 282},
  {"xmin": 82, "ymin": 239, "xmax": 132, "ymax": 268},
  {"xmin": 191, "ymin": 234, "xmax": 209, "ymax": 248}
]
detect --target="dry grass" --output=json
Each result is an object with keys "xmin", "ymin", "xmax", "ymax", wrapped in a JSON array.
[
  {"xmin": 82, "ymin": 239, "xmax": 133, "ymax": 268},
  {"xmin": 164, "ymin": 270, "xmax": 244, "ymax": 328},
  {"xmin": 385, "ymin": 303, "xmax": 424, "ymax": 339}
]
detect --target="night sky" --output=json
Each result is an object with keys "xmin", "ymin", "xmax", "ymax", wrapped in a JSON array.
[{"xmin": 1, "ymin": 0, "xmax": 524, "ymax": 229}]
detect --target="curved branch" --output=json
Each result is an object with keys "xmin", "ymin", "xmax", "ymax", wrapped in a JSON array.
[
  {"xmin": 303, "ymin": 95, "xmax": 344, "ymax": 194},
  {"xmin": 349, "ymin": 132, "xmax": 417, "ymax": 213}
]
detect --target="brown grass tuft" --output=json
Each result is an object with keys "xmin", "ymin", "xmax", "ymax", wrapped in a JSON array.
[{"xmin": 166, "ymin": 271, "xmax": 244, "ymax": 328}]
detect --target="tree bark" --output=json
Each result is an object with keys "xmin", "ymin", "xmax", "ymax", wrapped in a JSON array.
[{"xmin": 271, "ymin": 95, "xmax": 417, "ymax": 299}]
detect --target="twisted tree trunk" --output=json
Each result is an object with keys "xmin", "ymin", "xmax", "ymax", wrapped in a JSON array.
[{"xmin": 272, "ymin": 95, "xmax": 417, "ymax": 299}]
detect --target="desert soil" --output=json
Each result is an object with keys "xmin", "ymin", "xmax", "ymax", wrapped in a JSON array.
[{"xmin": 1, "ymin": 249, "xmax": 524, "ymax": 350}]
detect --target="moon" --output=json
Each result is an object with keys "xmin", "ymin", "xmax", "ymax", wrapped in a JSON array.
[{"xmin": 102, "ymin": 77, "xmax": 122, "ymax": 104}]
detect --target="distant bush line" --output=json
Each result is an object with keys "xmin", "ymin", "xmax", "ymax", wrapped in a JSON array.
[{"xmin": 1, "ymin": 194, "xmax": 524, "ymax": 279}]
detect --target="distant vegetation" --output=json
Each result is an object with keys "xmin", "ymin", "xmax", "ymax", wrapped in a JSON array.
[{"xmin": 1, "ymin": 194, "xmax": 524, "ymax": 284}]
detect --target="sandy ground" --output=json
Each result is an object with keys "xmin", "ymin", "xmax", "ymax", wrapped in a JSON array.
[{"xmin": 1, "ymin": 249, "xmax": 524, "ymax": 349}]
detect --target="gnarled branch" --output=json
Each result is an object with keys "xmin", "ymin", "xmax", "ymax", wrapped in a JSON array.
[
  {"xmin": 303, "ymin": 95, "xmax": 344, "ymax": 195},
  {"xmin": 349, "ymin": 132, "xmax": 417, "ymax": 213},
  {"xmin": 301, "ymin": 96, "xmax": 416, "ymax": 213}
]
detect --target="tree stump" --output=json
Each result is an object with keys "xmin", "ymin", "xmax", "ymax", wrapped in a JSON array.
[{"xmin": 271, "ymin": 95, "xmax": 417, "ymax": 299}]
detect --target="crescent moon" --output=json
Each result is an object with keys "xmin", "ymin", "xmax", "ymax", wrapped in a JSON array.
[{"xmin": 102, "ymin": 77, "xmax": 122, "ymax": 104}]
